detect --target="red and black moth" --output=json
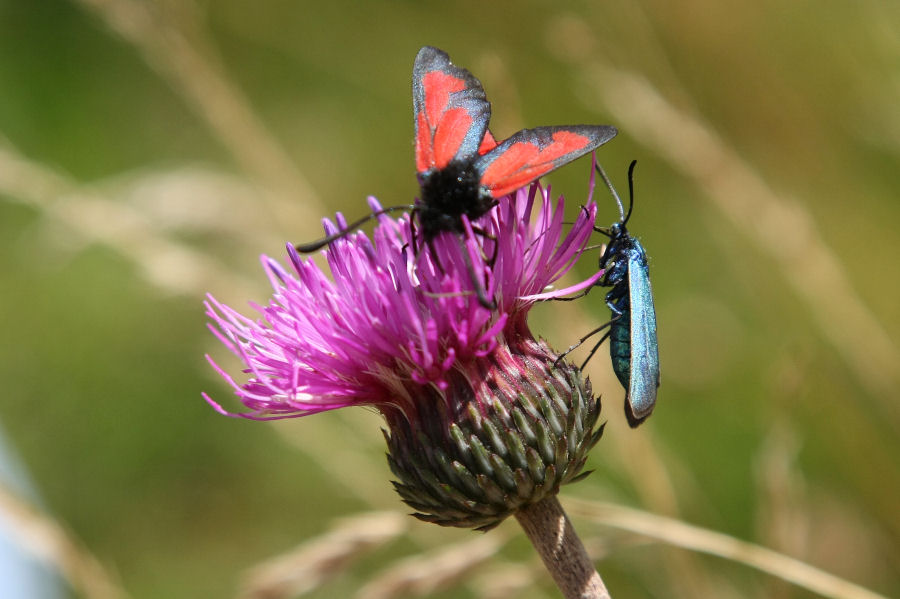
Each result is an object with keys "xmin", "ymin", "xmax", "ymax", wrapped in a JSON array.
[
  {"xmin": 412, "ymin": 46, "xmax": 616, "ymax": 238},
  {"xmin": 297, "ymin": 46, "xmax": 617, "ymax": 306}
]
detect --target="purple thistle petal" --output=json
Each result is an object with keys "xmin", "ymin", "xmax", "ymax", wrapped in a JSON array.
[{"xmin": 205, "ymin": 170, "xmax": 602, "ymax": 420}]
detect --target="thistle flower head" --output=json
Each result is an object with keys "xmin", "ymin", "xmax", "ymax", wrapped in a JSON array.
[{"xmin": 205, "ymin": 175, "xmax": 605, "ymax": 529}]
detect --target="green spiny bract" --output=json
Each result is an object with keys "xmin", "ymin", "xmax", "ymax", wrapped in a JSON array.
[{"xmin": 384, "ymin": 336, "xmax": 603, "ymax": 531}]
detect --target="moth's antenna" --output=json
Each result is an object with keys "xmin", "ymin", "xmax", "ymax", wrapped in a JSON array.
[
  {"xmin": 624, "ymin": 160, "xmax": 638, "ymax": 225},
  {"xmin": 295, "ymin": 204, "xmax": 414, "ymax": 252},
  {"xmin": 594, "ymin": 163, "xmax": 626, "ymax": 223}
]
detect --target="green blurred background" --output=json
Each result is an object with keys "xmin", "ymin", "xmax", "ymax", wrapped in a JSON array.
[{"xmin": 1, "ymin": 1, "xmax": 898, "ymax": 598}]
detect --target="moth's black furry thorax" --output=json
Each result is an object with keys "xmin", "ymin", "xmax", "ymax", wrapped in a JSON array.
[
  {"xmin": 598, "ymin": 224, "xmax": 647, "ymax": 287},
  {"xmin": 418, "ymin": 160, "xmax": 496, "ymax": 239}
]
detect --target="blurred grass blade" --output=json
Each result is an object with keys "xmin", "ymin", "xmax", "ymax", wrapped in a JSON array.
[
  {"xmin": 73, "ymin": 0, "xmax": 322, "ymax": 234},
  {"xmin": 239, "ymin": 511, "xmax": 408, "ymax": 599},
  {"xmin": 566, "ymin": 498, "xmax": 890, "ymax": 599},
  {"xmin": 0, "ymin": 483, "xmax": 130, "ymax": 599},
  {"xmin": 0, "ymin": 138, "xmax": 258, "ymax": 298},
  {"xmin": 355, "ymin": 530, "xmax": 509, "ymax": 599}
]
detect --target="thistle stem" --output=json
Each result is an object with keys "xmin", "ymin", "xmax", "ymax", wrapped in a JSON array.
[{"xmin": 515, "ymin": 496, "xmax": 611, "ymax": 599}]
